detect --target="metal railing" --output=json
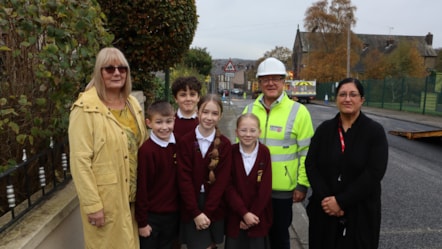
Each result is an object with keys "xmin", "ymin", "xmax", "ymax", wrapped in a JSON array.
[
  {"xmin": 316, "ymin": 74, "xmax": 442, "ymax": 116},
  {"xmin": 0, "ymin": 139, "xmax": 70, "ymax": 233}
]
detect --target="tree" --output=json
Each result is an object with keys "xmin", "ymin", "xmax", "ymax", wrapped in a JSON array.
[
  {"xmin": 97, "ymin": 0, "xmax": 198, "ymax": 101},
  {"xmin": 386, "ymin": 41, "xmax": 427, "ymax": 78},
  {"xmin": 264, "ymin": 46, "xmax": 293, "ymax": 67},
  {"xmin": 183, "ymin": 47, "xmax": 213, "ymax": 76},
  {"xmin": 302, "ymin": 0, "xmax": 359, "ymax": 81},
  {"xmin": 0, "ymin": 0, "xmax": 112, "ymax": 171},
  {"xmin": 384, "ymin": 41, "xmax": 427, "ymax": 102}
]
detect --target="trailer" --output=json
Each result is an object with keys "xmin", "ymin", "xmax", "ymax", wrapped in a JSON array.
[
  {"xmin": 388, "ymin": 129, "xmax": 442, "ymax": 140},
  {"xmin": 285, "ymin": 80, "xmax": 316, "ymax": 103}
]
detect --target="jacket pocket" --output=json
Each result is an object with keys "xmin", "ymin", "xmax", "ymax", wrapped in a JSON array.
[{"xmin": 95, "ymin": 172, "xmax": 117, "ymax": 185}]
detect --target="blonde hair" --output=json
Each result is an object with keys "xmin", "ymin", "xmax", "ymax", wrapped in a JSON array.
[
  {"xmin": 86, "ymin": 47, "xmax": 132, "ymax": 101},
  {"xmin": 236, "ymin": 113, "xmax": 260, "ymax": 128}
]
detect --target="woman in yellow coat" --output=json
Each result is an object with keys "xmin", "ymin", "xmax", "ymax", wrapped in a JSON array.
[{"xmin": 69, "ymin": 47, "xmax": 148, "ymax": 249}]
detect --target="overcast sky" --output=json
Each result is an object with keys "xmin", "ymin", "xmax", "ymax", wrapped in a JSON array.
[{"xmin": 191, "ymin": 0, "xmax": 442, "ymax": 60}]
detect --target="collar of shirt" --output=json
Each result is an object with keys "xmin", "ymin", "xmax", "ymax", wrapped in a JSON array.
[
  {"xmin": 239, "ymin": 141, "xmax": 259, "ymax": 176},
  {"xmin": 150, "ymin": 130, "xmax": 176, "ymax": 148},
  {"xmin": 195, "ymin": 126, "xmax": 215, "ymax": 158},
  {"xmin": 258, "ymin": 92, "xmax": 284, "ymax": 109},
  {"xmin": 195, "ymin": 125, "xmax": 215, "ymax": 142},
  {"xmin": 177, "ymin": 109, "xmax": 197, "ymax": 119},
  {"xmin": 239, "ymin": 141, "xmax": 259, "ymax": 158}
]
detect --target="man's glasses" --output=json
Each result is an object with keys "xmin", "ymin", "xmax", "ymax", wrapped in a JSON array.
[
  {"xmin": 258, "ymin": 77, "xmax": 284, "ymax": 84},
  {"xmin": 102, "ymin": 65, "xmax": 128, "ymax": 74},
  {"xmin": 338, "ymin": 92, "xmax": 360, "ymax": 98}
]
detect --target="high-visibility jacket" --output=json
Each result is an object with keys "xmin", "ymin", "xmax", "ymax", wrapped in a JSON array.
[{"xmin": 243, "ymin": 93, "xmax": 314, "ymax": 193}]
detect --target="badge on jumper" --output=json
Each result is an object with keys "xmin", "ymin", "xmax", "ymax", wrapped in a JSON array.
[{"xmin": 257, "ymin": 170, "xmax": 263, "ymax": 182}]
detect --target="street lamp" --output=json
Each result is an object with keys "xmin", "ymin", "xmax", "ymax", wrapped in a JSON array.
[{"xmin": 346, "ymin": 14, "xmax": 352, "ymax": 78}]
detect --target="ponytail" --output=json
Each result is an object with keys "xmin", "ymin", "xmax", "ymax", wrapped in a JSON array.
[{"xmin": 207, "ymin": 127, "xmax": 221, "ymax": 184}]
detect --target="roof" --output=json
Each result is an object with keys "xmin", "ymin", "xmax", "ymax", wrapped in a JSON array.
[{"xmin": 298, "ymin": 31, "xmax": 437, "ymax": 57}]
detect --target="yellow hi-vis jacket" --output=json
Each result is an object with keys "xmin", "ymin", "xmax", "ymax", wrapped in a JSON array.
[{"xmin": 243, "ymin": 93, "xmax": 314, "ymax": 193}]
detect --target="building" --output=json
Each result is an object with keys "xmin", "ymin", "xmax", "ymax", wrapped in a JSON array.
[{"xmin": 292, "ymin": 27, "xmax": 437, "ymax": 79}]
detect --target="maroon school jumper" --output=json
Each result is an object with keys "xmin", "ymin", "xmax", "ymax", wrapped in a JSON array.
[
  {"xmin": 173, "ymin": 113, "xmax": 199, "ymax": 141},
  {"xmin": 225, "ymin": 143, "xmax": 273, "ymax": 238},
  {"xmin": 177, "ymin": 130, "xmax": 232, "ymax": 222},
  {"xmin": 135, "ymin": 138, "xmax": 178, "ymax": 227}
]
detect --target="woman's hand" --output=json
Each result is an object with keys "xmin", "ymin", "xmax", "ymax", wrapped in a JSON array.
[
  {"xmin": 87, "ymin": 209, "xmax": 105, "ymax": 227},
  {"xmin": 139, "ymin": 224, "xmax": 152, "ymax": 237},
  {"xmin": 194, "ymin": 213, "xmax": 211, "ymax": 230},
  {"xmin": 321, "ymin": 196, "xmax": 345, "ymax": 217}
]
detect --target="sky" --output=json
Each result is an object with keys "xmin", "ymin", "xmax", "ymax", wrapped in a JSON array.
[{"xmin": 191, "ymin": 0, "xmax": 442, "ymax": 60}]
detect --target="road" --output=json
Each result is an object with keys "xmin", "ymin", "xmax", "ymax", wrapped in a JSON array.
[{"xmin": 230, "ymin": 97, "xmax": 442, "ymax": 249}]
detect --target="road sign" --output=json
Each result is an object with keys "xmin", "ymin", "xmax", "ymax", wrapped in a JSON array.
[
  {"xmin": 224, "ymin": 59, "xmax": 236, "ymax": 73},
  {"xmin": 225, "ymin": 72, "xmax": 235, "ymax": 78}
]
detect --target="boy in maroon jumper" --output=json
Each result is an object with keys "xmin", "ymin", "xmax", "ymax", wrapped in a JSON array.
[
  {"xmin": 171, "ymin": 76, "xmax": 201, "ymax": 141},
  {"xmin": 225, "ymin": 113, "xmax": 272, "ymax": 249},
  {"xmin": 136, "ymin": 101, "xmax": 179, "ymax": 249}
]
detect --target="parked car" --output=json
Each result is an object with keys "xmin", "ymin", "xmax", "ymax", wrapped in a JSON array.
[
  {"xmin": 230, "ymin": 88, "xmax": 243, "ymax": 95},
  {"xmin": 218, "ymin": 89, "xmax": 229, "ymax": 97}
]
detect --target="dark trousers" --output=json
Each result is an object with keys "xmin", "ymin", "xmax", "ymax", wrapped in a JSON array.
[
  {"xmin": 269, "ymin": 198, "xmax": 293, "ymax": 249},
  {"xmin": 139, "ymin": 212, "xmax": 179, "ymax": 249}
]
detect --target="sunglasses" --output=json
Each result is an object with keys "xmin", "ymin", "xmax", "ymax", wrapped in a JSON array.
[{"xmin": 102, "ymin": 65, "xmax": 128, "ymax": 74}]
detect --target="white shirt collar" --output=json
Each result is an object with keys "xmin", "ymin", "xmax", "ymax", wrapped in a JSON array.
[
  {"xmin": 150, "ymin": 130, "xmax": 176, "ymax": 148},
  {"xmin": 239, "ymin": 141, "xmax": 259, "ymax": 158},
  {"xmin": 177, "ymin": 109, "xmax": 197, "ymax": 119},
  {"xmin": 195, "ymin": 125, "xmax": 215, "ymax": 142}
]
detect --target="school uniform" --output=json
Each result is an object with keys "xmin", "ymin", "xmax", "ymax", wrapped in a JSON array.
[
  {"xmin": 177, "ymin": 127, "xmax": 232, "ymax": 249},
  {"xmin": 225, "ymin": 142, "xmax": 272, "ymax": 249},
  {"xmin": 135, "ymin": 132, "xmax": 179, "ymax": 249},
  {"xmin": 173, "ymin": 110, "xmax": 199, "ymax": 141}
]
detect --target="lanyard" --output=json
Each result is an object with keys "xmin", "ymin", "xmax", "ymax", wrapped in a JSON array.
[{"xmin": 338, "ymin": 120, "xmax": 345, "ymax": 153}]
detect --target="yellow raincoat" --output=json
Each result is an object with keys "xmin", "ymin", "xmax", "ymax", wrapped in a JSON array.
[{"xmin": 69, "ymin": 87, "xmax": 148, "ymax": 249}]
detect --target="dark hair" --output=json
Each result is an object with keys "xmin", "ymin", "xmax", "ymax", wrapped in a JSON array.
[
  {"xmin": 197, "ymin": 94, "xmax": 223, "ymax": 184},
  {"xmin": 171, "ymin": 76, "xmax": 202, "ymax": 97},
  {"xmin": 336, "ymin": 78, "xmax": 364, "ymax": 97},
  {"xmin": 146, "ymin": 100, "xmax": 175, "ymax": 120},
  {"xmin": 236, "ymin": 113, "xmax": 260, "ymax": 128}
]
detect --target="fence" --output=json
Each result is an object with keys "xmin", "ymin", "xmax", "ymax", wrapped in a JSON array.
[
  {"xmin": 316, "ymin": 74, "xmax": 442, "ymax": 116},
  {"xmin": 0, "ymin": 139, "xmax": 70, "ymax": 233}
]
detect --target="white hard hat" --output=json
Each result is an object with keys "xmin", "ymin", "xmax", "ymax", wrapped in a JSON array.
[{"xmin": 256, "ymin": 57, "xmax": 287, "ymax": 78}]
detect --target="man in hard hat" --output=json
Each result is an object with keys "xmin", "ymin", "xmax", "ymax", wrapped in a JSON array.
[{"xmin": 243, "ymin": 57, "xmax": 314, "ymax": 249}]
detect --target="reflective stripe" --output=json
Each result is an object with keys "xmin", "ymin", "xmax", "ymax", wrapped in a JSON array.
[
  {"xmin": 263, "ymin": 137, "xmax": 297, "ymax": 146},
  {"xmin": 284, "ymin": 103, "xmax": 300, "ymax": 141},
  {"xmin": 271, "ymin": 153, "xmax": 296, "ymax": 162},
  {"xmin": 298, "ymin": 150, "xmax": 308, "ymax": 157},
  {"xmin": 298, "ymin": 137, "xmax": 311, "ymax": 148},
  {"xmin": 246, "ymin": 103, "xmax": 254, "ymax": 113}
]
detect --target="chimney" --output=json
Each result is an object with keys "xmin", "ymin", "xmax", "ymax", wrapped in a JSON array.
[{"xmin": 425, "ymin": 32, "xmax": 433, "ymax": 46}]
